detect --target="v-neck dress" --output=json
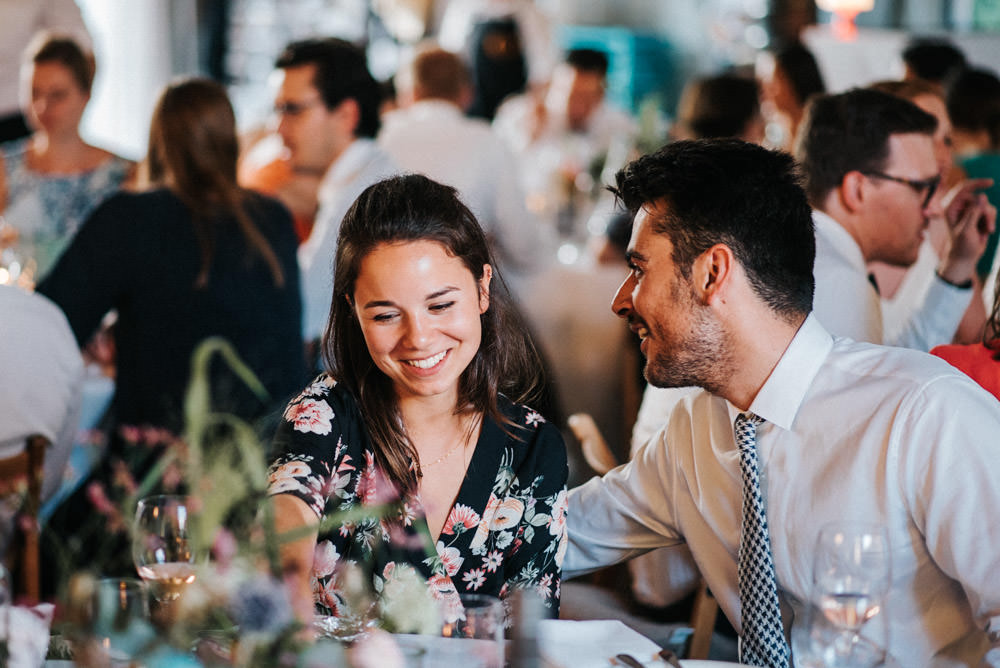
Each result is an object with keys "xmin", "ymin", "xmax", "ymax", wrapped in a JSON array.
[{"xmin": 267, "ymin": 375, "xmax": 569, "ymax": 619}]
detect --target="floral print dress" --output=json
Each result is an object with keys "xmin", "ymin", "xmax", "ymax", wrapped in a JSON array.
[{"xmin": 267, "ymin": 375, "xmax": 569, "ymax": 620}]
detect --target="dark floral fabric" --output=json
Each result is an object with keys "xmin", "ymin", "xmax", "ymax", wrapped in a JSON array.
[{"xmin": 267, "ymin": 376, "xmax": 568, "ymax": 619}]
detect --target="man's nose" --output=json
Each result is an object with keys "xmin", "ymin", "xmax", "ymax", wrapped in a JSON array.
[{"xmin": 611, "ymin": 273, "xmax": 635, "ymax": 319}]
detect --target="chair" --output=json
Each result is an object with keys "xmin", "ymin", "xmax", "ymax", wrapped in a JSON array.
[{"xmin": 0, "ymin": 435, "xmax": 47, "ymax": 602}]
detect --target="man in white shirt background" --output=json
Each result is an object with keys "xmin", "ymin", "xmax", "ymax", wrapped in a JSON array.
[
  {"xmin": 273, "ymin": 38, "xmax": 398, "ymax": 344},
  {"xmin": 794, "ymin": 87, "xmax": 994, "ymax": 350},
  {"xmin": 566, "ymin": 138, "xmax": 1000, "ymax": 666},
  {"xmin": 378, "ymin": 44, "xmax": 545, "ymax": 285}
]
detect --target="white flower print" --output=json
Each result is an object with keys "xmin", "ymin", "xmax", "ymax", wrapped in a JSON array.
[
  {"xmin": 284, "ymin": 398, "xmax": 334, "ymax": 435},
  {"xmin": 525, "ymin": 410, "xmax": 544, "ymax": 426},
  {"xmin": 482, "ymin": 550, "xmax": 503, "ymax": 573},
  {"xmin": 436, "ymin": 541, "xmax": 465, "ymax": 577},
  {"xmin": 495, "ymin": 531, "xmax": 514, "ymax": 549},
  {"xmin": 462, "ymin": 568, "xmax": 486, "ymax": 591}
]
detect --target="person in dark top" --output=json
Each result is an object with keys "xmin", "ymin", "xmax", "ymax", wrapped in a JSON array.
[
  {"xmin": 268, "ymin": 174, "xmax": 568, "ymax": 625},
  {"xmin": 37, "ymin": 78, "xmax": 306, "ymax": 584}
]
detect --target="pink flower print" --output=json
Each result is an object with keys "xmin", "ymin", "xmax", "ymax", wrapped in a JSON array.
[
  {"xmin": 462, "ymin": 568, "xmax": 486, "ymax": 591},
  {"xmin": 482, "ymin": 550, "xmax": 503, "ymax": 573},
  {"xmin": 284, "ymin": 398, "xmax": 334, "ymax": 434},
  {"xmin": 427, "ymin": 574, "xmax": 463, "ymax": 624},
  {"xmin": 436, "ymin": 541, "xmax": 465, "ymax": 577},
  {"xmin": 470, "ymin": 495, "xmax": 525, "ymax": 549},
  {"xmin": 537, "ymin": 573, "xmax": 553, "ymax": 599},
  {"xmin": 314, "ymin": 576, "xmax": 341, "ymax": 614},
  {"xmin": 549, "ymin": 489, "xmax": 568, "ymax": 537},
  {"xmin": 313, "ymin": 540, "xmax": 340, "ymax": 578},
  {"xmin": 267, "ymin": 460, "xmax": 313, "ymax": 495},
  {"xmin": 442, "ymin": 504, "xmax": 481, "ymax": 535},
  {"xmin": 383, "ymin": 562, "xmax": 396, "ymax": 580},
  {"xmin": 525, "ymin": 410, "xmax": 544, "ymax": 426}
]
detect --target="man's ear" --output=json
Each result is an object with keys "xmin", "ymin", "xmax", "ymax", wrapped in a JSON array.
[
  {"xmin": 840, "ymin": 170, "xmax": 867, "ymax": 213},
  {"xmin": 692, "ymin": 243, "xmax": 735, "ymax": 305},
  {"xmin": 333, "ymin": 98, "xmax": 361, "ymax": 135}
]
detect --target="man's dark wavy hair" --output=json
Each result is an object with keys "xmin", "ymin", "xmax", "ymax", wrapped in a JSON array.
[{"xmin": 612, "ymin": 138, "xmax": 815, "ymax": 321}]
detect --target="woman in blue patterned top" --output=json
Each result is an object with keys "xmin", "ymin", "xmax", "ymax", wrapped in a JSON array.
[
  {"xmin": 0, "ymin": 33, "xmax": 133, "ymax": 279},
  {"xmin": 268, "ymin": 174, "xmax": 568, "ymax": 625}
]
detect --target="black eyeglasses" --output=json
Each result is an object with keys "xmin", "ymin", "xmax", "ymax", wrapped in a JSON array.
[
  {"xmin": 273, "ymin": 98, "xmax": 324, "ymax": 117},
  {"xmin": 862, "ymin": 171, "xmax": 941, "ymax": 209}
]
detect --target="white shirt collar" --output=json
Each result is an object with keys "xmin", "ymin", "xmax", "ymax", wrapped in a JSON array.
[
  {"xmin": 812, "ymin": 208, "xmax": 866, "ymax": 273},
  {"xmin": 319, "ymin": 138, "xmax": 381, "ymax": 199},
  {"xmin": 732, "ymin": 313, "xmax": 833, "ymax": 432}
]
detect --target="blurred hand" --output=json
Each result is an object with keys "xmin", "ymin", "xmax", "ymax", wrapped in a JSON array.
[{"xmin": 938, "ymin": 178, "xmax": 996, "ymax": 285}]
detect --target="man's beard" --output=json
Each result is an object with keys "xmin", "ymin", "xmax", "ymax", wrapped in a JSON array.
[{"xmin": 642, "ymin": 303, "xmax": 731, "ymax": 396}]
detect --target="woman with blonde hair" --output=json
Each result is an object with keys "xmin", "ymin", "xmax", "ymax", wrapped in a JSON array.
[{"xmin": 37, "ymin": 78, "xmax": 306, "ymax": 582}]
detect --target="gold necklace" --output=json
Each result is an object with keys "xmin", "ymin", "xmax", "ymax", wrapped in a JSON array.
[
  {"xmin": 420, "ymin": 414, "xmax": 481, "ymax": 470},
  {"xmin": 424, "ymin": 439, "xmax": 466, "ymax": 468}
]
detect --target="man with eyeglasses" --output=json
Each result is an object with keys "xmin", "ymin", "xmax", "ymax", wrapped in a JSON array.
[
  {"xmin": 273, "ymin": 38, "xmax": 398, "ymax": 344},
  {"xmin": 795, "ymin": 87, "xmax": 994, "ymax": 351}
]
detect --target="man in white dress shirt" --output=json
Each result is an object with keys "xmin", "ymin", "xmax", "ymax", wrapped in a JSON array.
[
  {"xmin": 273, "ymin": 38, "xmax": 398, "ymax": 342},
  {"xmin": 794, "ymin": 87, "xmax": 994, "ymax": 350},
  {"xmin": 378, "ymin": 45, "xmax": 544, "ymax": 281},
  {"xmin": 566, "ymin": 139, "xmax": 1000, "ymax": 666}
]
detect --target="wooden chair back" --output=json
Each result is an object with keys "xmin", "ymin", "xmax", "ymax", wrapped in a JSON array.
[{"xmin": 0, "ymin": 435, "xmax": 47, "ymax": 602}]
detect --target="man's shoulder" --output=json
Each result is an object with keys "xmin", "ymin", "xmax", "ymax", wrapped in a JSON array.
[{"xmin": 826, "ymin": 336, "xmax": 985, "ymax": 397}]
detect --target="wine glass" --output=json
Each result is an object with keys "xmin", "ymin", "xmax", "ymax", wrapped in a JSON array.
[
  {"xmin": 800, "ymin": 521, "xmax": 890, "ymax": 667},
  {"xmin": 132, "ymin": 495, "xmax": 197, "ymax": 605}
]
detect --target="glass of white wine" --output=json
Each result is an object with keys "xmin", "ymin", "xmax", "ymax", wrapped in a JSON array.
[
  {"xmin": 132, "ymin": 495, "xmax": 197, "ymax": 605},
  {"xmin": 798, "ymin": 521, "xmax": 891, "ymax": 667}
]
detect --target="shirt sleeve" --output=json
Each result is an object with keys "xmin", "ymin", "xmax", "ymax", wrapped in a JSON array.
[
  {"xmin": 882, "ymin": 274, "xmax": 971, "ymax": 351},
  {"xmin": 267, "ymin": 377, "xmax": 351, "ymax": 519},
  {"xmin": 565, "ymin": 425, "xmax": 686, "ymax": 579},
  {"xmin": 896, "ymin": 372, "xmax": 1000, "ymax": 643}
]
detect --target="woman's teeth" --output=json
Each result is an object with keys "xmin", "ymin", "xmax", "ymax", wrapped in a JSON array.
[{"xmin": 406, "ymin": 350, "xmax": 447, "ymax": 369}]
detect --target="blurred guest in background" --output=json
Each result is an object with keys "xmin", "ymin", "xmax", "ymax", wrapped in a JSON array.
[
  {"xmin": 868, "ymin": 78, "xmax": 988, "ymax": 345},
  {"xmin": 796, "ymin": 88, "xmax": 993, "ymax": 350},
  {"xmin": 272, "ymin": 37, "xmax": 398, "ymax": 345},
  {"xmin": 932, "ymin": 265, "xmax": 1000, "ymax": 399},
  {"xmin": 0, "ymin": 284, "xmax": 82, "ymax": 506},
  {"xmin": 671, "ymin": 72, "xmax": 764, "ymax": 144},
  {"xmin": 0, "ymin": 0, "xmax": 90, "ymax": 143},
  {"xmin": 947, "ymin": 66, "xmax": 1000, "ymax": 291},
  {"xmin": 757, "ymin": 42, "xmax": 825, "ymax": 149},
  {"xmin": 901, "ymin": 36, "xmax": 966, "ymax": 92},
  {"xmin": 379, "ymin": 43, "xmax": 543, "ymax": 282},
  {"xmin": 37, "ymin": 78, "xmax": 305, "ymax": 582},
  {"xmin": 438, "ymin": 0, "xmax": 557, "ymax": 119},
  {"xmin": 0, "ymin": 33, "xmax": 133, "ymax": 281}
]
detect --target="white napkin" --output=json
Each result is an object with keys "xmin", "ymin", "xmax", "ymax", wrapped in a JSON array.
[
  {"xmin": 0, "ymin": 603, "xmax": 55, "ymax": 668},
  {"xmin": 539, "ymin": 619, "xmax": 665, "ymax": 667}
]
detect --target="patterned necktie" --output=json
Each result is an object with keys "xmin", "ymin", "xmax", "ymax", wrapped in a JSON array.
[{"xmin": 735, "ymin": 412, "xmax": 790, "ymax": 668}]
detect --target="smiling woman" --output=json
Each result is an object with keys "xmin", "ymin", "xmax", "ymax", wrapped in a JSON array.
[{"xmin": 267, "ymin": 174, "xmax": 568, "ymax": 625}]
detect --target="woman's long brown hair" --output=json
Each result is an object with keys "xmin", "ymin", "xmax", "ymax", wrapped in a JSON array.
[
  {"xmin": 143, "ymin": 78, "xmax": 284, "ymax": 288},
  {"xmin": 323, "ymin": 174, "xmax": 544, "ymax": 496}
]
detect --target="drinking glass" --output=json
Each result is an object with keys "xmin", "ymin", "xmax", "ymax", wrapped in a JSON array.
[
  {"xmin": 132, "ymin": 495, "xmax": 197, "ymax": 603},
  {"xmin": 438, "ymin": 593, "xmax": 504, "ymax": 668},
  {"xmin": 93, "ymin": 578, "xmax": 154, "ymax": 666},
  {"xmin": 797, "ymin": 521, "xmax": 890, "ymax": 667}
]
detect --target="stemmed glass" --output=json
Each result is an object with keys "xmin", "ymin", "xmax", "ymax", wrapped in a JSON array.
[
  {"xmin": 132, "ymin": 495, "xmax": 197, "ymax": 607},
  {"xmin": 797, "ymin": 522, "xmax": 891, "ymax": 667}
]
